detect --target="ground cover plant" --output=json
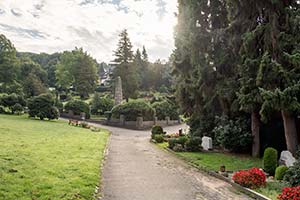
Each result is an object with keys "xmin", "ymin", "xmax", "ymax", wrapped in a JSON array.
[{"xmin": 0, "ymin": 114, "xmax": 109, "ymax": 199}]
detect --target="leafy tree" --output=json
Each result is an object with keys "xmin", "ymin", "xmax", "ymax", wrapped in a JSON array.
[
  {"xmin": 113, "ymin": 29, "xmax": 138, "ymax": 101},
  {"xmin": 28, "ymin": 93, "xmax": 59, "ymax": 120},
  {"xmin": 0, "ymin": 34, "xmax": 19, "ymax": 93}
]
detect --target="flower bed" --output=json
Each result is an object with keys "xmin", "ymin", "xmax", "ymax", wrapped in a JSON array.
[
  {"xmin": 232, "ymin": 167, "xmax": 266, "ymax": 189},
  {"xmin": 278, "ymin": 186, "xmax": 300, "ymax": 200}
]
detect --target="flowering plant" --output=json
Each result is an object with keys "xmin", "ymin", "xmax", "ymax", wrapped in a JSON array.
[
  {"xmin": 278, "ymin": 186, "xmax": 300, "ymax": 200},
  {"xmin": 232, "ymin": 167, "xmax": 266, "ymax": 189}
]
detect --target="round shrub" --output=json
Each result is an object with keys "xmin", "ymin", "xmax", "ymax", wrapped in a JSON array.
[
  {"xmin": 185, "ymin": 137, "xmax": 202, "ymax": 152},
  {"xmin": 28, "ymin": 93, "xmax": 59, "ymax": 120},
  {"xmin": 275, "ymin": 166, "xmax": 289, "ymax": 181},
  {"xmin": 177, "ymin": 136, "xmax": 188, "ymax": 147},
  {"xmin": 232, "ymin": 167, "xmax": 266, "ymax": 189},
  {"xmin": 12, "ymin": 103, "xmax": 23, "ymax": 115},
  {"xmin": 0, "ymin": 93, "xmax": 26, "ymax": 114},
  {"xmin": 64, "ymin": 99, "xmax": 90, "ymax": 119},
  {"xmin": 152, "ymin": 100, "xmax": 179, "ymax": 120},
  {"xmin": 151, "ymin": 125, "xmax": 163, "ymax": 135},
  {"xmin": 263, "ymin": 147, "xmax": 278, "ymax": 175},
  {"xmin": 154, "ymin": 134, "xmax": 164, "ymax": 143},
  {"xmin": 278, "ymin": 186, "xmax": 300, "ymax": 200},
  {"xmin": 111, "ymin": 100, "xmax": 155, "ymax": 121},
  {"xmin": 168, "ymin": 138, "xmax": 177, "ymax": 149},
  {"xmin": 91, "ymin": 93, "xmax": 114, "ymax": 115}
]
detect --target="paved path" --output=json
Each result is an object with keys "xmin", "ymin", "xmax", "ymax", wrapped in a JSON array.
[{"xmin": 95, "ymin": 124, "xmax": 252, "ymax": 200}]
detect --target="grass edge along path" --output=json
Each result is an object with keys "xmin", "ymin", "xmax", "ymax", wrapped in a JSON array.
[{"xmin": 0, "ymin": 114, "xmax": 109, "ymax": 200}]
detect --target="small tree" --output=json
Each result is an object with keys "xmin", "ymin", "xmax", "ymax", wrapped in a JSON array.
[{"xmin": 28, "ymin": 93, "xmax": 59, "ymax": 120}]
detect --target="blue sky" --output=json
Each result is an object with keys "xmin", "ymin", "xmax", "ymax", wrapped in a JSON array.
[{"xmin": 0, "ymin": 0, "xmax": 177, "ymax": 62}]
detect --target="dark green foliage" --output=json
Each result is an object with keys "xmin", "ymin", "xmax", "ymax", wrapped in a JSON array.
[
  {"xmin": 111, "ymin": 100, "xmax": 155, "ymax": 121},
  {"xmin": 91, "ymin": 93, "xmax": 114, "ymax": 115},
  {"xmin": 55, "ymin": 99, "xmax": 63, "ymax": 113},
  {"xmin": 177, "ymin": 136, "xmax": 188, "ymax": 147},
  {"xmin": 213, "ymin": 116, "xmax": 252, "ymax": 152},
  {"xmin": 11, "ymin": 103, "xmax": 23, "ymax": 115},
  {"xmin": 275, "ymin": 166, "xmax": 288, "ymax": 180},
  {"xmin": 151, "ymin": 125, "xmax": 163, "ymax": 135},
  {"xmin": 263, "ymin": 147, "xmax": 278, "ymax": 175},
  {"xmin": 154, "ymin": 134, "xmax": 164, "ymax": 143},
  {"xmin": 64, "ymin": 99, "xmax": 90, "ymax": 119},
  {"xmin": 185, "ymin": 137, "xmax": 202, "ymax": 152},
  {"xmin": 28, "ymin": 93, "xmax": 59, "ymax": 120},
  {"xmin": 284, "ymin": 152, "xmax": 300, "ymax": 186},
  {"xmin": 168, "ymin": 138, "xmax": 177, "ymax": 149},
  {"xmin": 0, "ymin": 93, "xmax": 26, "ymax": 114},
  {"xmin": 0, "ymin": 106, "xmax": 6, "ymax": 114},
  {"xmin": 152, "ymin": 100, "xmax": 179, "ymax": 120}
]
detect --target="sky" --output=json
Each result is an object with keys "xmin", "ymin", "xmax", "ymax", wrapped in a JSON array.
[{"xmin": 0, "ymin": 0, "xmax": 177, "ymax": 62}]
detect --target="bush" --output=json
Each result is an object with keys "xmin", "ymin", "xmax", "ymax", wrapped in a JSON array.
[
  {"xmin": 91, "ymin": 93, "xmax": 114, "ymax": 115},
  {"xmin": 111, "ymin": 100, "xmax": 155, "ymax": 121},
  {"xmin": 64, "ymin": 99, "xmax": 90, "ymax": 119},
  {"xmin": 152, "ymin": 100, "xmax": 179, "ymax": 120},
  {"xmin": 177, "ymin": 136, "xmax": 188, "ymax": 147},
  {"xmin": 151, "ymin": 125, "xmax": 163, "ymax": 135},
  {"xmin": 275, "ymin": 166, "xmax": 289, "ymax": 181},
  {"xmin": 263, "ymin": 147, "xmax": 278, "ymax": 175},
  {"xmin": 213, "ymin": 116, "xmax": 252, "ymax": 152},
  {"xmin": 12, "ymin": 103, "xmax": 23, "ymax": 115},
  {"xmin": 28, "ymin": 93, "xmax": 59, "ymax": 120},
  {"xmin": 0, "ymin": 93, "xmax": 26, "ymax": 114},
  {"xmin": 0, "ymin": 106, "xmax": 6, "ymax": 114},
  {"xmin": 185, "ymin": 137, "xmax": 202, "ymax": 152},
  {"xmin": 154, "ymin": 134, "xmax": 164, "ymax": 143},
  {"xmin": 168, "ymin": 138, "xmax": 177, "ymax": 149},
  {"xmin": 232, "ymin": 167, "xmax": 266, "ymax": 189},
  {"xmin": 284, "ymin": 155, "xmax": 300, "ymax": 186},
  {"xmin": 278, "ymin": 186, "xmax": 300, "ymax": 200}
]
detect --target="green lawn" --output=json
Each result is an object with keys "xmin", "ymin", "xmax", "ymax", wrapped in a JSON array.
[
  {"xmin": 0, "ymin": 114, "xmax": 109, "ymax": 200},
  {"xmin": 157, "ymin": 142, "xmax": 262, "ymax": 171}
]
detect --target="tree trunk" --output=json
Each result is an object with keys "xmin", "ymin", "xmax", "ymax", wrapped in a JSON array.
[
  {"xmin": 281, "ymin": 110, "xmax": 299, "ymax": 155},
  {"xmin": 251, "ymin": 111, "xmax": 260, "ymax": 157}
]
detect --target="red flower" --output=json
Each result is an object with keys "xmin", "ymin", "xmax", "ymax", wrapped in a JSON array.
[
  {"xmin": 232, "ymin": 167, "xmax": 266, "ymax": 189},
  {"xmin": 278, "ymin": 186, "xmax": 300, "ymax": 200}
]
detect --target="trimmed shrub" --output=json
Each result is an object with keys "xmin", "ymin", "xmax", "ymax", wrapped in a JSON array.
[
  {"xmin": 28, "ymin": 93, "xmax": 59, "ymax": 120},
  {"xmin": 152, "ymin": 125, "xmax": 163, "ymax": 135},
  {"xmin": 91, "ymin": 93, "xmax": 114, "ymax": 115},
  {"xmin": 177, "ymin": 136, "xmax": 188, "ymax": 147},
  {"xmin": 213, "ymin": 116, "xmax": 252, "ymax": 152},
  {"xmin": 12, "ymin": 103, "xmax": 23, "ymax": 115},
  {"xmin": 152, "ymin": 100, "xmax": 179, "ymax": 120},
  {"xmin": 111, "ymin": 100, "xmax": 155, "ymax": 121},
  {"xmin": 263, "ymin": 147, "xmax": 278, "ymax": 175},
  {"xmin": 232, "ymin": 167, "xmax": 266, "ymax": 189},
  {"xmin": 64, "ymin": 99, "xmax": 90, "ymax": 119},
  {"xmin": 278, "ymin": 186, "xmax": 300, "ymax": 200},
  {"xmin": 284, "ymin": 155, "xmax": 300, "ymax": 186},
  {"xmin": 185, "ymin": 137, "xmax": 202, "ymax": 152},
  {"xmin": 154, "ymin": 134, "xmax": 164, "ymax": 143},
  {"xmin": 0, "ymin": 93, "xmax": 26, "ymax": 114},
  {"xmin": 275, "ymin": 166, "xmax": 289, "ymax": 181}
]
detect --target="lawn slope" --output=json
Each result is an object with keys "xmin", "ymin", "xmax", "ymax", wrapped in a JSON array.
[{"xmin": 0, "ymin": 114, "xmax": 109, "ymax": 200}]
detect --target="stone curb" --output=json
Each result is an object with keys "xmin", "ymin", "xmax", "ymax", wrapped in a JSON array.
[{"xmin": 153, "ymin": 142, "xmax": 271, "ymax": 200}]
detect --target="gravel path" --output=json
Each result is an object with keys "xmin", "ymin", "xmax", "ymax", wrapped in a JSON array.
[{"xmin": 95, "ymin": 124, "xmax": 252, "ymax": 200}]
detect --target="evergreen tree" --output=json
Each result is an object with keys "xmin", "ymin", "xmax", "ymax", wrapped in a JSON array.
[{"xmin": 113, "ymin": 29, "xmax": 138, "ymax": 101}]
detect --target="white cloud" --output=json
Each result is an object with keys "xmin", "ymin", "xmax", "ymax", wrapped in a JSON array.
[{"xmin": 0, "ymin": 0, "xmax": 177, "ymax": 62}]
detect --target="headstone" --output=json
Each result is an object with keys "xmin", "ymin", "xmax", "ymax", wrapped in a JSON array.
[
  {"xmin": 165, "ymin": 116, "xmax": 170, "ymax": 125},
  {"xmin": 201, "ymin": 136, "xmax": 213, "ymax": 150},
  {"xmin": 136, "ymin": 117, "xmax": 143, "ymax": 129},
  {"xmin": 120, "ymin": 114, "xmax": 125, "ymax": 125},
  {"xmin": 154, "ymin": 116, "xmax": 158, "ymax": 125},
  {"xmin": 279, "ymin": 151, "xmax": 296, "ymax": 167},
  {"xmin": 114, "ymin": 76, "xmax": 123, "ymax": 105}
]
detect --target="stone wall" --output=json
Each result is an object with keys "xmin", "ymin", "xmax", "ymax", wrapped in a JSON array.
[{"xmin": 106, "ymin": 115, "xmax": 181, "ymax": 130}]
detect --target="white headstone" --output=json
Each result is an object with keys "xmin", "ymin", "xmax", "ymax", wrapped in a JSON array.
[
  {"xmin": 201, "ymin": 136, "xmax": 213, "ymax": 150},
  {"xmin": 280, "ymin": 151, "xmax": 296, "ymax": 167}
]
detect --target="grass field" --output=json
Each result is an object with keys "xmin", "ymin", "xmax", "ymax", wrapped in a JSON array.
[
  {"xmin": 157, "ymin": 142, "xmax": 262, "ymax": 171},
  {"xmin": 0, "ymin": 114, "xmax": 109, "ymax": 200}
]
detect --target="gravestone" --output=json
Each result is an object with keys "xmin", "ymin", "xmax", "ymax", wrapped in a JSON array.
[
  {"xmin": 279, "ymin": 151, "xmax": 296, "ymax": 167},
  {"xmin": 80, "ymin": 112, "xmax": 86, "ymax": 120},
  {"xmin": 201, "ymin": 136, "xmax": 213, "ymax": 150},
  {"xmin": 68, "ymin": 110, "xmax": 74, "ymax": 117},
  {"xmin": 114, "ymin": 76, "xmax": 123, "ymax": 105}
]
